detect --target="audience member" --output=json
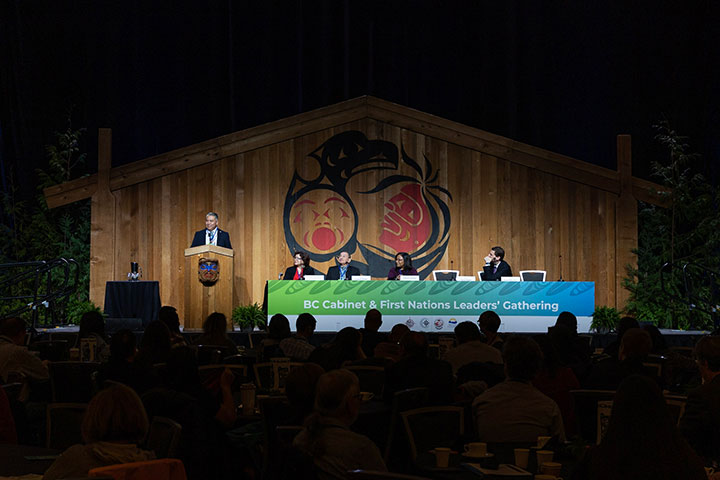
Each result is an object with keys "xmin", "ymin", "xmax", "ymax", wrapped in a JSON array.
[
  {"xmin": 373, "ymin": 324, "xmax": 410, "ymax": 362},
  {"xmin": 0, "ymin": 385, "xmax": 17, "ymax": 444},
  {"xmin": 75, "ymin": 311, "xmax": 110, "ymax": 362},
  {"xmin": 0, "ymin": 317, "xmax": 49, "ymax": 385},
  {"xmin": 442, "ymin": 321, "xmax": 502, "ymax": 374},
  {"xmin": 532, "ymin": 335, "xmax": 580, "ymax": 436},
  {"xmin": 308, "ymin": 327, "xmax": 366, "ymax": 371},
  {"xmin": 285, "ymin": 363, "xmax": 325, "ymax": 423},
  {"xmin": 571, "ymin": 375, "xmax": 705, "ymax": 480},
  {"xmin": 472, "ymin": 335, "xmax": 565, "ymax": 443},
  {"xmin": 42, "ymin": 384, "xmax": 155, "ymax": 480},
  {"xmin": 478, "ymin": 311, "xmax": 504, "ymax": 351},
  {"xmin": 359, "ymin": 309, "xmax": 386, "ymax": 358},
  {"xmin": 547, "ymin": 311, "xmax": 591, "ymax": 381},
  {"xmin": 96, "ymin": 329, "xmax": 138, "ymax": 388},
  {"xmin": 584, "ymin": 328, "xmax": 654, "ymax": 390},
  {"xmin": 294, "ymin": 369, "xmax": 387, "ymax": 478},
  {"xmin": 195, "ymin": 312, "xmax": 238, "ymax": 354},
  {"xmin": 159, "ymin": 305, "xmax": 187, "ymax": 347},
  {"xmin": 132, "ymin": 320, "xmax": 172, "ymax": 393},
  {"xmin": 603, "ymin": 316, "xmax": 640, "ymax": 360},
  {"xmin": 261, "ymin": 314, "xmax": 291, "ymax": 359},
  {"xmin": 384, "ymin": 331, "xmax": 454, "ymax": 404},
  {"xmin": 280, "ymin": 313, "xmax": 316, "ymax": 361},
  {"xmin": 142, "ymin": 347, "xmax": 236, "ymax": 480},
  {"xmin": 679, "ymin": 335, "xmax": 720, "ymax": 465}
]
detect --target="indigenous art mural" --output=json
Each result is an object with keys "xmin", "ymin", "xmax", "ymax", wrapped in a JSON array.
[{"xmin": 283, "ymin": 131, "xmax": 452, "ymax": 279}]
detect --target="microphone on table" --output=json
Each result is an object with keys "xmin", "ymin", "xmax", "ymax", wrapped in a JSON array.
[{"xmin": 558, "ymin": 255, "xmax": 564, "ymax": 282}]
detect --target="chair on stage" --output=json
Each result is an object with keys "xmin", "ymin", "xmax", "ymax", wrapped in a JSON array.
[
  {"xmin": 401, "ymin": 406, "xmax": 464, "ymax": 463},
  {"xmin": 46, "ymin": 402, "xmax": 87, "ymax": 449},
  {"xmin": 145, "ymin": 416, "xmax": 182, "ymax": 459},
  {"xmin": 431, "ymin": 270, "xmax": 459, "ymax": 281},
  {"xmin": 50, "ymin": 361, "xmax": 101, "ymax": 402},
  {"xmin": 88, "ymin": 458, "xmax": 187, "ymax": 480},
  {"xmin": 519, "ymin": 270, "xmax": 547, "ymax": 281}
]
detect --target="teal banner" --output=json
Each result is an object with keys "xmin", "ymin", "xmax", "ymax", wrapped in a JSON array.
[{"xmin": 267, "ymin": 280, "xmax": 595, "ymax": 332}]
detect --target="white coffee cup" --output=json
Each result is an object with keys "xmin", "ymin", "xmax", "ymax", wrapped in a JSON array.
[
  {"xmin": 464, "ymin": 442, "xmax": 487, "ymax": 457},
  {"xmin": 433, "ymin": 447, "xmax": 451, "ymax": 468},
  {"xmin": 540, "ymin": 461, "xmax": 562, "ymax": 476},
  {"xmin": 514, "ymin": 448, "xmax": 530, "ymax": 469}
]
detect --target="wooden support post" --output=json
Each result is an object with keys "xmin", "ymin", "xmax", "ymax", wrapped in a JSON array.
[
  {"xmin": 615, "ymin": 135, "xmax": 638, "ymax": 311},
  {"xmin": 90, "ymin": 128, "xmax": 116, "ymax": 310}
]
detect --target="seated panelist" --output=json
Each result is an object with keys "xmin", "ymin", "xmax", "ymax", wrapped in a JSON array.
[
  {"xmin": 387, "ymin": 252, "xmax": 418, "ymax": 280},
  {"xmin": 190, "ymin": 212, "xmax": 232, "ymax": 248},
  {"xmin": 326, "ymin": 251, "xmax": 361, "ymax": 280},
  {"xmin": 282, "ymin": 251, "xmax": 318, "ymax": 280}
]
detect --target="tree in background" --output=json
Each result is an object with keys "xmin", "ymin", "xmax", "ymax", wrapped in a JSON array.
[
  {"xmin": 0, "ymin": 118, "xmax": 95, "ymax": 324},
  {"xmin": 624, "ymin": 123, "xmax": 720, "ymax": 330}
]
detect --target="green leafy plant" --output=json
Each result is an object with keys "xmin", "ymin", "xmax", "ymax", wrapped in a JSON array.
[
  {"xmin": 622, "ymin": 122, "xmax": 720, "ymax": 330},
  {"xmin": 591, "ymin": 306, "xmax": 621, "ymax": 333},
  {"xmin": 232, "ymin": 303, "xmax": 267, "ymax": 331}
]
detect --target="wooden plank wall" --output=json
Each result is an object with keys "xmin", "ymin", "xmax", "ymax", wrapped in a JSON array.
[{"xmin": 104, "ymin": 118, "xmax": 617, "ymax": 327}]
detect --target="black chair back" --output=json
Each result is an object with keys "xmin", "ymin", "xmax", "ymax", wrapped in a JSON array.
[
  {"xmin": 49, "ymin": 362, "xmax": 101, "ymax": 402},
  {"xmin": 46, "ymin": 402, "xmax": 87, "ymax": 449},
  {"xmin": 145, "ymin": 415, "xmax": 182, "ymax": 458}
]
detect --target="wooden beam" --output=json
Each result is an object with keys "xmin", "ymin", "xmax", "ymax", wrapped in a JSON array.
[
  {"xmin": 90, "ymin": 128, "xmax": 116, "ymax": 309},
  {"xmin": 615, "ymin": 134, "xmax": 638, "ymax": 311}
]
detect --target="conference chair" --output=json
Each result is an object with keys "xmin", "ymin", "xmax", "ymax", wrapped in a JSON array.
[
  {"xmin": 519, "ymin": 270, "xmax": 547, "ymax": 281},
  {"xmin": 664, "ymin": 394, "xmax": 687, "ymax": 426},
  {"xmin": 29, "ymin": 340, "xmax": 70, "ymax": 362},
  {"xmin": 145, "ymin": 416, "xmax": 182, "ymax": 459},
  {"xmin": 401, "ymin": 406, "xmax": 464, "ymax": 462},
  {"xmin": 49, "ymin": 361, "xmax": 101, "ymax": 402},
  {"xmin": 570, "ymin": 389, "xmax": 616, "ymax": 444},
  {"xmin": 46, "ymin": 402, "xmax": 87, "ymax": 449},
  {"xmin": 344, "ymin": 365, "xmax": 385, "ymax": 397},
  {"xmin": 431, "ymin": 270, "xmax": 459, "ymax": 281},
  {"xmin": 384, "ymin": 387, "xmax": 430, "ymax": 465},
  {"xmin": 476, "ymin": 271, "xmax": 484, "ymax": 281}
]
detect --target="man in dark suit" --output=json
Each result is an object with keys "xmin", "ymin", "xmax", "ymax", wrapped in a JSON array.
[
  {"xmin": 325, "ymin": 251, "xmax": 361, "ymax": 280},
  {"xmin": 190, "ymin": 212, "xmax": 232, "ymax": 249},
  {"xmin": 679, "ymin": 335, "xmax": 720, "ymax": 464},
  {"xmin": 481, "ymin": 246, "xmax": 512, "ymax": 280}
]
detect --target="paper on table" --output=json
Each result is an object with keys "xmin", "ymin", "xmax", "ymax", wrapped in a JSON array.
[{"xmin": 462, "ymin": 463, "xmax": 532, "ymax": 477}]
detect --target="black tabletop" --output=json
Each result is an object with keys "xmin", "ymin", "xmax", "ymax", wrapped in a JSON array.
[{"xmin": 0, "ymin": 443, "xmax": 61, "ymax": 476}]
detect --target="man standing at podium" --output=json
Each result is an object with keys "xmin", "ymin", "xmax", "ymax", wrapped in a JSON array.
[{"xmin": 190, "ymin": 212, "xmax": 232, "ymax": 248}]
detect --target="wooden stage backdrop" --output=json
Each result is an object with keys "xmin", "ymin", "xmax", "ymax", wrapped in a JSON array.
[{"xmin": 45, "ymin": 96, "xmax": 665, "ymax": 328}]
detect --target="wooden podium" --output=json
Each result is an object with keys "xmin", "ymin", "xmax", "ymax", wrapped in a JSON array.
[{"xmin": 184, "ymin": 245, "xmax": 234, "ymax": 329}]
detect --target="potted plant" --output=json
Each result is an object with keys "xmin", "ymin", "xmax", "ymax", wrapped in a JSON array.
[
  {"xmin": 232, "ymin": 302, "xmax": 267, "ymax": 331},
  {"xmin": 591, "ymin": 305, "xmax": 621, "ymax": 333}
]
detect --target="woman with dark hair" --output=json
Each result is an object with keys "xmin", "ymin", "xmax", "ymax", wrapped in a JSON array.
[
  {"xmin": 571, "ymin": 374, "xmax": 706, "ymax": 480},
  {"xmin": 158, "ymin": 305, "xmax": 187, "ymax": 347},
  {"xmin": 132, "ymin": 320, "xmax": 172, "ymax": 392},
  {"xmin": 260, "ymin": 314, "xmax": 291, "ymax": 359},
  {"xmin": 308, "ymin": 327, "xmax": 366, "ymax": 371},
  {"xmin": 283, "ymin": 251, "xmax": 317, "ymax": 280},
  {"xmin": 43, "ymin": 384, "xmax": 155, "ymax": 480},
  {"xmin": 532, "ymin": 335, "xmax": 580, "ymax": 436},
  {"xmin": 76, "ymin": 311, "xmax": 110, "ymax": 362},
  {"xmin": 387, "ymin": 252, "xmax": 417, "ymax": 280},
  {"xmin": 194, "ymin": 312, "xmax": 238, "ymax": 353}
]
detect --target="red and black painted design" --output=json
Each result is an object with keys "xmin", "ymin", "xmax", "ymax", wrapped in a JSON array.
[{"xmin": 283, "ymin": 131, "xmax": 452, "ymax": 279}]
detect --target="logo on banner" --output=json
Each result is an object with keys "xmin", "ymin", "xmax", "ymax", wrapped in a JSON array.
[{"xmin": 283, "ymin": 131, "xmax": 452, "ymax": 278}]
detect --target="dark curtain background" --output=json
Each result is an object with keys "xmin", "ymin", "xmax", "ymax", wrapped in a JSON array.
[{"xmin": 1, "ymin": 0, "xmax": 719, "ymax": 202}]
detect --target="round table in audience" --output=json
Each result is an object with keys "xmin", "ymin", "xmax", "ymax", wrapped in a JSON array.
[{"xmin": 0, "ymin": 444, "xmax": 61, "ymax": 476}]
